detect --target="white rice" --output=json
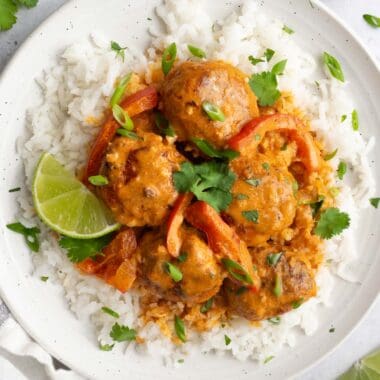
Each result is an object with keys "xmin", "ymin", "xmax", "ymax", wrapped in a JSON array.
[{"xmin": 17, "ymin": 0, "xmax": 376, "ymax": 365}]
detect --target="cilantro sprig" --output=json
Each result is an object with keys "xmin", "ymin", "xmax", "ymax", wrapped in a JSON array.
[
  {"xmin": 0, "ymin": 0, "xmax": 38, "ymax": 31},
  {"xmin": 173, "ymin": 161, "xmax": 236, "ymax": 212},
  {"xmin": 58, "ymin": 234, "xmax": 114, "ymax": 263},
  {"xmin": 110, "ymin": 323, "xmax": 137, "ymax": 342},
  {"xmin": 314, "ymin": 207, "xmax": 350, "ymax": 239},
  {"xmin": 6, "ymin": 222, "xmax": 40, "ymax": 252}
]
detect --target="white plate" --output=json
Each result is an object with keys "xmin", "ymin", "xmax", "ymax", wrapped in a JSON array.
[{"xmin": 0, "ymin": 0, "xmax": 379, "ymax": 379}]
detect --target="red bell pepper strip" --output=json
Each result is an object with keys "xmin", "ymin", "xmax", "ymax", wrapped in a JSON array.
[
  {"xmin": 185, "ymin": 201, "xmax": 260, "ymax": 289},
  {"xmin": 227, "ymin": 114, "xmax": 320, "ymax": 172},
  {"xmin": 85, "ymin": 86, "xmax": 158, "ymax": 180},
  {"xmin": 166, "ymin": 193, "xmax": 193, "ymax": 257}
]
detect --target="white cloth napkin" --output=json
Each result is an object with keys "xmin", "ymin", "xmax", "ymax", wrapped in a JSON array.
[{"xmin": 0, "ymin": 300, "xmax": 83, "ymax": 380}]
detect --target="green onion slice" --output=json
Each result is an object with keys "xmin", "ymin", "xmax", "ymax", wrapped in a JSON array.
[
  {"xmin": 222, "ymin": 258, "xmax": 253, "ymax": 285},
  {"xmin": 323, "ymin": 52, "xmax": 344, "ymax": 82},
  {"xmin": 266, "ymin": 252, "xmax": 283, "ymax": 267},
  {"xmin": 112, "ymin": 104, "xmax": 134, "ymax": 131},
  {"xmin": 273, "ymin": 274, "xmax": 283, "ymax": 297},
  {"xmin": 174, "ymin": 315, "xmax": 186, "ymax": 342},
  {"xmin": 200, "ymin": 297, "xmax": 214, "ymax": 313},
  {"xmin": 324, "ymin": 148, "xmax": 338, "ymax": 161},
  {"xmin": 191, "ymin": 138, "xmax": 238, "ymax": 160},
  {"xmin": 110, "ymin": 73, "xmax": 132, "ymax": 106},
  {"xmin": 101, "ymin": 307, "xmax": 120, "ymax": 318},
  {"xmin": 202, "ymin": 101, "xmax": 226, "ymax": 122},
  {"xmin": 162, "ymin": 43, "xmax": 177, "ymax": 76},
  {"xmin": 165, "ymin": 262, "xmax": 183, "ymax": 282},
  {"xmin": 88, "ymin": 175, "xmax": 109, "ymax": 186},
  {"xmin": 188, "ymin": 44, "xmax": 206, "ymax": 58},
  {"xmin": 116, "ymin": 129, "xmax": 141, "ymax": 140}
]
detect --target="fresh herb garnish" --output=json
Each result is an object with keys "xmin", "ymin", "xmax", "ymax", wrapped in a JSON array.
[
  {"xmin": 0, "ymin": 0, "xmax": 38, "ymax": 31},
  {"xmin": 200, "ymin": 297, "xmax": 214, "ymax": 313},
  {"xmin": 59, "ymin": 234, "xmax": 114, "ymax": 263},
  {"xmin": 116, "ymin": 129, "xmax": 141, "ymax": 140},
  {"xmin": 88, "ymin": 175, "xmax": 109, "ymax": 186},
  {"xmin": 245, "ymin": 178, "xmax": 261, "ymax": 187},
  {"xmin": 314, "ymin": 207, "xmax": 350, "ymax": 239},
  {"xmin": 234, "ymin": 193, "xmax": 249, "ymax": 201},
  {"xmin": 177, "ymin": 252, "xmax": 188, "ymax": 263},
  {"xmin": 370, "ymin": 198, "xmax": 380, "ymax": 209},
  {"xmin": 341, "ymin": 115, "xmax": 347, "ymax": 123},
  {"xmin": 248, "ymin": 55, "xmax": 264, "ymax": 66},
  {"xmin": 292, "ymin": 180, "xmax": 299, "ymax": 195},
  {"xmin": 8, "ymin": 187, "xmax": 21, "ymax": 192},
  {"xmin": 162, "ymin": 42, "xmax": 177, "ymax": 76},
  {"xmin": 283, "ymin": 25, "xmax": 294, "ymax": 34},
  {"xmin": 324, "ymin": 148, "xmax": 338, "ymax": 161},
  {"xmin": 352, "ymin": 109, "xmax": 359, "ymax": 131},
  {"xmin": 262, "ymin": 162, "xmax": 270, "ymax": 171},
  {"xmin": 99, "ymin": 343, "xmax": 114, "ymax": 351},
  {"xmin": 101, "ymin": 307, "xmax": 120, "ymax": 319},
  {"xmin": 242, "ymin": 210, "xmax": 259, "ymax": 224},
  {"xmin": 363, "ymin": 14, "xmax": 380, "ymax": 28},
  {"xmin": 271, "ymin": 59, "xmax": 287, "ymax": 76},
  {"xmin": 188, "ymin": 44, "xmax": 206, "ymax": 58},
  {"xmin": 174, "ymin": 316, "xmax": 186, "ymax": 342},
  {"xmin": 273, "ymin": 274, "xmax": 282, "ymax": 297},
  {"xmin": 249, "ymin": 71, "xmax": 280, "ymax": 106},
  {"xmin": 323, "ymin": 52, "xmax": 344, "ymax": 82},
  {"xmin": 222, "ymin": 258, "xmax": 253, "ymax": 285},
  {"xmin": 110, "ymin": 41, "xmax": 127, "ymax": 62},
  {"xmin": 292, "ymin": 298, "xmax": 304, "ymax": 309},
  {"xmin": 40, "ymin": 276, "xmax": 49, "ymax": 282},
  {"xmin": 268, "ymin": 316, "xmax": 281, "ymax": 325},
  {"xmin": 264, "ymin": 48, "xmax": 275, "ymax": 62},
  {"xmin": 329, "ymin": 327, "xmax": 335, "ymax": 333},
  {"xmin": 110, "ymin": 323, "xmax": 137, "ymax": 342},
  {"xmin": 112, "ymin": 104, "xmax": 134, "ymax": 131},
  {"xmin": 6, "ymin": 222, "xmax": 40, "ymax": 252},
  {"xmin": 266, "ymin": 252, "xmax": 283, "ymax": 267},
  {"xmin": 309, "ymin": 195, "xmax": 325, "ymax": 217},
  {"xmin": 202, "ymin": 101, "xmax": 226, "ymax": 122},
  {"xmin": 224, "ymin": 335, "xmax": 231, "ymax": 346},
  {"xmin": 264, "ymin": 356, "xmax": 274, "ymax": 364},
  {"xmin": 192, "ymin": 138, "xmax": 238, "ymax": 160},
  {"xmin": 154, "ymin": 112, "xmax": 176, "ymax": 137},
  {"xmin": 110, "ymin": 73, "xmax": 132, "ymax": 107},
  {"xmin": 337, "ymin": 161, "xmax": 347, "ymax": 180},
  {"xmin": 165, "ymin": 262, "xmax": 183, "ymax": 282},
  {"xmin": 173, "ymin": 161, "xmax": 236, "ymax": 212}
]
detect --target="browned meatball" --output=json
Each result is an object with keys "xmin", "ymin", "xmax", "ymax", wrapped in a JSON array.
[
  {"xmin": 225, "ymin": 248, "xmax": 316, "ymax": 320},
  {"xmin": 98, "ymin": 132, "xmax": 184, "ymax": 227},
  {"xmin": 160, "ymin": 61, "xmax": 259, "ymax": 148},
  {"xmin": 139, "ymin": 229, "xmax": 224, "ymax": 305}
]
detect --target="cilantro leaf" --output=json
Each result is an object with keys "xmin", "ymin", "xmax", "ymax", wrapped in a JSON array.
[
  {"xmin": 16, "ymin": 0, "xmax": 38, "ymax": 8},
  {"xmin": 314, "ymin": 207, "xmax": 350, "ymax": 239},
  {"xmin": 242, "ymin": 210, "xmax": 259, "ymax": 223},
  {"xmin": 59, "ymin": 234, "xmax": 114, "ymax": 263},
  {"xmin": 192, "ymin": 138, "xmax": 239, "ymax": 160},
  {"xmin": 110, "ymin": 323, "xmax": 137, "ymax": 342},
  {"xmin": 271, "ymin": 60, "xmax": 287, "ymax": 76},
  {"xmin": 309, "ymin": 195, "xmax": 325, "ymax": 217},
  {"xmin": 264, "ymin": 48, "xmax": 275, "ymax": 62},
  {"xmin": 6, "ymin": 222, "xmax": 40, "ymax": 252},
  {"xmin": 370, "ymin": 197, "xmax": 380, "ymax": 208},
  {"xmin": 0, "ymin": 0, "xmax": 18, "ymax": 31},
  {"xmin": 249, "ymin": 71, "xmax": 280, "ymax": 106},
  {"xmin": 173, "ymin": 161, "xmax": 236, "ymax": 212},
  {"xmin": 111, "ymin": 40, "xmax": 127, "ymax": 62},
  {"xmin": 99, "ymin": 343, "xmax": 114, "ymax": 351},
  {"xmin": 337, "ymin": 161, "xmax": 347, "ymax": 180},
  {"xmin": 248, "ymin": 55, "xmax": 264, "ymax": 66}
]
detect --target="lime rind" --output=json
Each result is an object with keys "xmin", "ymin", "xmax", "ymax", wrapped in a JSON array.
[
  {"xmin": 32, "ymin": 153, "xmax": 120, "ymax": 239},
  {"xmin": 339, "ymin": 350, "xmax": 380, "ymax": 380}
]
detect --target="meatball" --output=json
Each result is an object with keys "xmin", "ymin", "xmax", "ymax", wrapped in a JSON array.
[
  {"xmin": 139, "ymin": 229, "xmax": 223, "ymax": 304},
  {"xmin": 225, "ymin": 249, "xmax": 316, "ymax": 320},
  {"xmin": 227, "ymin": 153, "xmax": 297, "ymax": 246},
  {"xmin": 160, "ymin": 61, "xmax": 259, "ymax": 148},
  {"xmin": 98, "ymin": 132, "xmax": 184, "ymax": 227}
]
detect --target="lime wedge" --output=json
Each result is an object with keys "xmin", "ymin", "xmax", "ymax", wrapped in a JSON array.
[
  {"xmin": 339, "ymin": 349, "xmax": 380, "ymax": 380},
  {"xmin": 32, "ymin": 153, "xmax": 120, "ymax": 239}
]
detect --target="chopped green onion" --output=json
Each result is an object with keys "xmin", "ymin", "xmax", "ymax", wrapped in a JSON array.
[
  {"xmin": 273, "ymin": 274, "xmax": 282, "ymax": 297},
  {"xmin": 283, "ymin": 25, "xmax": 294, "ymax": 34},
  {"xmin": 110, "ymin": 73, "xmax": 132, "ymax": 106},
  {"xmin": 271, "ymin": 59, "xmax": 287, "ymax": 76},
  {"xmin": 174, "ymin": 315, "xmax": 186, "ymax": 342},
  {"xmin": 323, "ymin": 52, "xmax": 344, "ymax": 82},
  {"xmin": 101, "ymin": 307, "xmax": 120, "ymax": 318},
  {"xmin": 264, "ymin": 356, "xmax": 275, "ymax": 364},
  {"xmin": 40, "ymin": 276, "xmax": 49, "ymax": 282},
  {"xmin": 165, "ymin": 262, "xmax": 183, "ymax": 282},
  {"xmin": 154, "ymin": 112, "xmax": 176, "ymax": 137},
  {"xmin": 162, "ymin": 42, "xmax": 177, "ymax": 76},
  {"xmin": 88, "ymin": 175, "xmax": 109, "ymax": 186},
  {"xmin": 202, "ymin": 101, "xmax": 226, "ymax": 122},
  {"xmin": 8, "ymin": 187, "xmax": 20, "ymax": 192},
  {"xmin": 112, "ymin": 104, "xmax": 134, "ymax": 131},
  {"xmin": 292, "ymin": 298, "xmax": 304, "ymax": 309},
  {"xmin": 242, "ymin": 210, "xmax": 259, "ymax": 224},
  {"xmin": 177, "ymin": 252, "xmax": 188, "ymax": 263},
  {"xmin": 363, "ymin": 14, "xmax": 380, "ymax": 28},
  {"xmin": 192, "ymin": 138, "xmax": 238, "ymax": 160},
  {"xmin": 262, "ymin": 162, "xmax": 270, "ymax": 171},
  {"xmin": 116, "ymin": 129, "xmax": 141, "ymax": 140},
  {"xmin": 352, "ymin": 109, "xmax": 359, "ymax": 131},
  {"xmin": 267, "ymin": 316, "xmax": 281, "ymax": 325},
  {"xmin": 200, "ymin": 297, "xmax": 214, "ymax": 313},
  {"xmin": 222, "ymin": 258, "xmax": 253, "ymax": 285},
  {"xmin": 235, "ymin": 193, "xmax": 249, "ymax": 201},
  {"xmin": 99, "ymin": 343, "xmax": 114, "ymax": 351},
  {"xmin": 264, "ymin": 48, "xmax": 275, "ymax": 62},
  {"xmin": 370, "ymin": 197, "xmax": 380, "ymax": 209},
  {"xmin": 188, "ymin": 44, "xmax": 206, "ymax": 58},
  {"xmin": 224, "ymin": 335, "xmax": 231, "ymax": 346},
  {"xmin": 341, "ymin": 115, "xmax": 347, "ymax": 123},
  {"xmin": 6, "ymin": 222, "xmax": 40, "ymax": 252},
  {"xmin": 254, "ymin": 134, "xmax": 261, "ymax": 141},
  {"xmin": 266, "ymin": 252, "xmax": 283, "ymax": 267},
  {"xmin": 324, "ymin": 148, "xmax": 338, "ymax": 161},
  {"xmin": 337, "ymin": 161, "xmax": 347, "ymax": 180},
  {"xmin": 245, "ymin": 178, "xmax": 260, "ymax": 187}
]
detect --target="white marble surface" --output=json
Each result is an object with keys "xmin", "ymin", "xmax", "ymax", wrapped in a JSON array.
[{"xmin": 0, "ymin": 1, "xmax": 379, "ymax": 379}]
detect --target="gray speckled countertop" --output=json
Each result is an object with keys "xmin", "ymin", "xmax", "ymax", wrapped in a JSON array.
[{"xmin": 0, "ymin": 1, "xmax": 379, "ymax": 379}]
